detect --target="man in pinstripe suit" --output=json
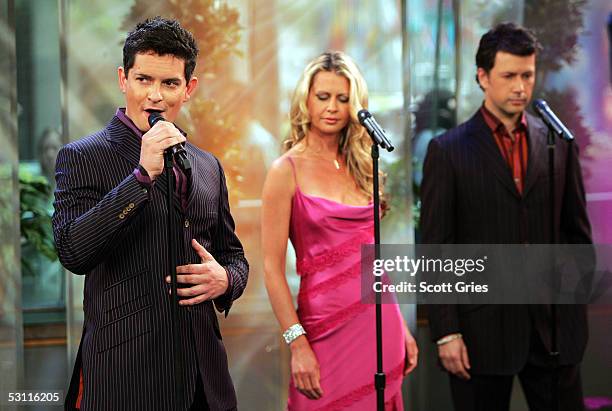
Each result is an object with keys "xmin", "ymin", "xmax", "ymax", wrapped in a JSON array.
[
  {"xmin": 53, "ymin": 17, "xmax": 247, "ymax": 411},
  {"xmin": 421, "ymin": 23, "xmax": 592, "ymax": 410}
]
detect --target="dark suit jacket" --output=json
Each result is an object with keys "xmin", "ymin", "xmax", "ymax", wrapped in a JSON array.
[
  {"xmin": 53, "ymin": 115, "xmax": 248, "ymax": 410},
  {"xmin": 421, "ymin": 110, "xmax": 592, "ymax": 375}
]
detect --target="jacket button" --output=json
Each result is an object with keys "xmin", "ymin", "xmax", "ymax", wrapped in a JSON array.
[
  {"xmin": 184, "ymin": 219, "xmax": 190, "ymax": 228},
  {"xmin": 129, "ymin": 202, "xmax": 135, "ymax": 209},
  {"xmin": 119, "ymin": 213, "xmax": 125, "ymax": 219}
]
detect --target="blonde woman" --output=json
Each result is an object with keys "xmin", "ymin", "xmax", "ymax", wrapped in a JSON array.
[{"xmin": 262, "ymin": 51, "xmax": 418, "ymax": 410}]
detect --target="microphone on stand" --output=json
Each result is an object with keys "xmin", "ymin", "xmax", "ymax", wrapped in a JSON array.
[
  {"xmin": 533, "ymin": 99, "xmax": 574, "ymax": 142},
  {"xmin": 357, "ymin": 109, "xmax": 395, "ymax": 152},
  {"xmin": 147, "ymin": 111, "xmax": 191, "ymax": 173}
]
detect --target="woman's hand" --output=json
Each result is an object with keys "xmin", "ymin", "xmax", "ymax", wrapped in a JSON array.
[
  {"xmin": 290, "ymin": 336, "xmax": 324, "ymax": 400},
  {"xmin": 403, "ymin": 327, "xmax": 419, "ymax": 375}
]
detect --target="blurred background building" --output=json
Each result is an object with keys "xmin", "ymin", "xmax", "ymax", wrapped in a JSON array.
[{"xmin": 1, "ymin": 0, "xmax": 610, "ymax": 409}]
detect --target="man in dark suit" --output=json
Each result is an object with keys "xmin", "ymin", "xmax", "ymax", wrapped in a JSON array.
[
  {"xmin": 421, "ymin": 22, "xmax": 592, "ymax": 410},
  {"xmin": 53, "ymin": 17, "xmax": 248, "ymax": 411}
]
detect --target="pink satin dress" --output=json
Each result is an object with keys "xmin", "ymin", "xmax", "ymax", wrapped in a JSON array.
[{"xmin": 286, "ymin": 157, "xmax": 406, "ymax": 411}]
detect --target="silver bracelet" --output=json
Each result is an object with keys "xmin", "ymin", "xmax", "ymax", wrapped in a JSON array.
[
  {"xmin": 283, "ymin": 323, "xmax": 306, "ymax": 345},
  {"xmin": 436, "ymin": 333, "xmax": 462, "ymax": 346}
]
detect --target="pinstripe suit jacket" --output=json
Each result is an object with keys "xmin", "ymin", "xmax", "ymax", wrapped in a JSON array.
[
  {"xmin": 421, "ymin": 110, "xmax": 592, "ymax": 375},
  {"xmin": 53, "ymin": 115, "xmax": 248, "ymax": 410}
]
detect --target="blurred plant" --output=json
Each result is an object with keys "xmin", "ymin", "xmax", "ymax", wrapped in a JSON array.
[
  {"xmin": 19, "ymin": 169, "xmax": 56, "ymax": 277},
  {"xmin": 524, "ymin": 0, "xmax": 587, "ymax": 77},
  {"xmin": 524, "ymin": 0, "xmax": 593, "ymax": 161},
  {"xmin": 122, "ymin": 0, "xmax": 247, "ymax": 203}
]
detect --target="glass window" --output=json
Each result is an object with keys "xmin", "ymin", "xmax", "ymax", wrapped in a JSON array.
[
  {"xmin": 16, "ymin": 0, "xmax": 65, "ymax": 324},
  {"xmin": 0, "ymin": 0, "xmax": 22, "ymax": 396}
]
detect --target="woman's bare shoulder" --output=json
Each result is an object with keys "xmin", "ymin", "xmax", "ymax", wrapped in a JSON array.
[
  {"xmin": 265, "ymin": 150, "xmax": 301, "ymax": 194},
  {"xmin": 270, "ymin": 146, "xmax": 308, "ymax": 172}
]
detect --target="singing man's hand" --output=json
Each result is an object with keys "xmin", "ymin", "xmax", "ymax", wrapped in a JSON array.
[
  {"xmin": 168, "ymin": 239, "xmax": 229, "ymax": 305},
  {"xmin": 140, "ymin": 120, "xmax": 186, "ymax": 179}
]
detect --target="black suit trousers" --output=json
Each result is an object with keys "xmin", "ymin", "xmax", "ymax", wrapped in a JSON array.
[
  {"xmin": 189, "ymin": 370, "xmax": 210, "ymax": 411},
  {"xmin": 448, "ymin": 325, "xmax": 584, "ymax": 411}
]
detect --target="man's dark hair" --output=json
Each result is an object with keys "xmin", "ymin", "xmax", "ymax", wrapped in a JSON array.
[
  {"xmin": 123, "ymin": 17, "xmax": 199, "ymax": 81},
  {"xmin": 475, "ymin": 22, "xmax": 541, "ymax": 86}
]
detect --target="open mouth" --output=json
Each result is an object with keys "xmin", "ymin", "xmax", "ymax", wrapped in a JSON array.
[{"xmin": 145, "ymin": 108, "xmax": 164, "ymax": 114}]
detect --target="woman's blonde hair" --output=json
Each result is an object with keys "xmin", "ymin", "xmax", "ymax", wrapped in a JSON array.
[{"xmin": 284, "ymin": 51, "xmax": 384, "ymax": 201}]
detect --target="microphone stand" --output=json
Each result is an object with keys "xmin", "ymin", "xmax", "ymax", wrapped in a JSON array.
[
  {"xmin": 371, "ymin": 143, "xmax": 386, "ymax": 411},
  {"xmin": 164, "ymin": 150, "xmax": 182, "ymax": 410},
  {"xmin": 362, "ymin": 120, "xmax": 394, "ymax": 411},
  {"xmin": 534, "ymin": 99, "xmax": 574, "ymax": 411},
  {"xmin": 546, "ymin": 128, "xmax": 560, "ymax": 411},
  {"xmin": 150, "ymin": 112, "xmax": 190, "ymax": 409}
]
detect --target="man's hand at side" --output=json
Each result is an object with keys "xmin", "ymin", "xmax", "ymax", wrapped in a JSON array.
[{"xmin": 438, "ymin": 335, "xmax": 471, "ymax": 380}]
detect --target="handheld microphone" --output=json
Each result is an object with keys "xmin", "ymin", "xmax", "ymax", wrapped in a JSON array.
[
  {"xmin": 532, "ymin": 99, "xmax": 574, "ymax": 142},
  {"xmin": 147, "ymin": 111, "xmax": 191, "ymax": 172},
  {"xmin": 147, "ymin": 111, "xmax": 185, "ymax": 153},
  {"xmin": 357, "ymin": 109, "xmax": 394, "ymax": 152},
  {"xmin": 147, "ymin": 110, "xmax": 165, "ymax": 127}
]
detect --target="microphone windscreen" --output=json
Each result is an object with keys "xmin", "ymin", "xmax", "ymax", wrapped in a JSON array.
[
  {"xmin": 357, "ymin": 109, "xmax": 371, "ymax": 125},
  {"xmin": 533, "ymin": 99, "xmax": 545, "ymax": 112},
  {"xmin": 147, "ymin": 111, "xmax": 165, "ymax": 128},
  {"xmin": 532, "ymin": 99, "xmax": 549, "ymax": 118}
]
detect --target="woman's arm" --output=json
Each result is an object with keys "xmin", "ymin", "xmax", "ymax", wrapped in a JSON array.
[{"xmin": 262, "ymin": 157, "xmax": 323, "ymax": 400}]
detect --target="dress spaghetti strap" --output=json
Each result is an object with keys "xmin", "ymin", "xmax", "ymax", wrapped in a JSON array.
[{"xmin": 286, "ymin": 156, "xmax": 298, "ymax": 187}]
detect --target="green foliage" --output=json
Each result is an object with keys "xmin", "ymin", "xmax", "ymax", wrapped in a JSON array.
[
  {"xmin": 19, "ymin": 169, "xmax": 57, "ymax": 277},
  {"xmin": 0, "ymin": 164, "xmax": 14, "ymax": 233}
]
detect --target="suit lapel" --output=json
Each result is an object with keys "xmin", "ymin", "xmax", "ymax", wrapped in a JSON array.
[
  {"xmin": 467, "ymin": 112, "xmax": 521, "ymax": 199},
  {"xmin": 106, "ymin": 116, "xmax": 141, "ymax": 168},
  {"xmin": 522, "ymin": 112, "xmax": 547, "ymax": 198}
]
